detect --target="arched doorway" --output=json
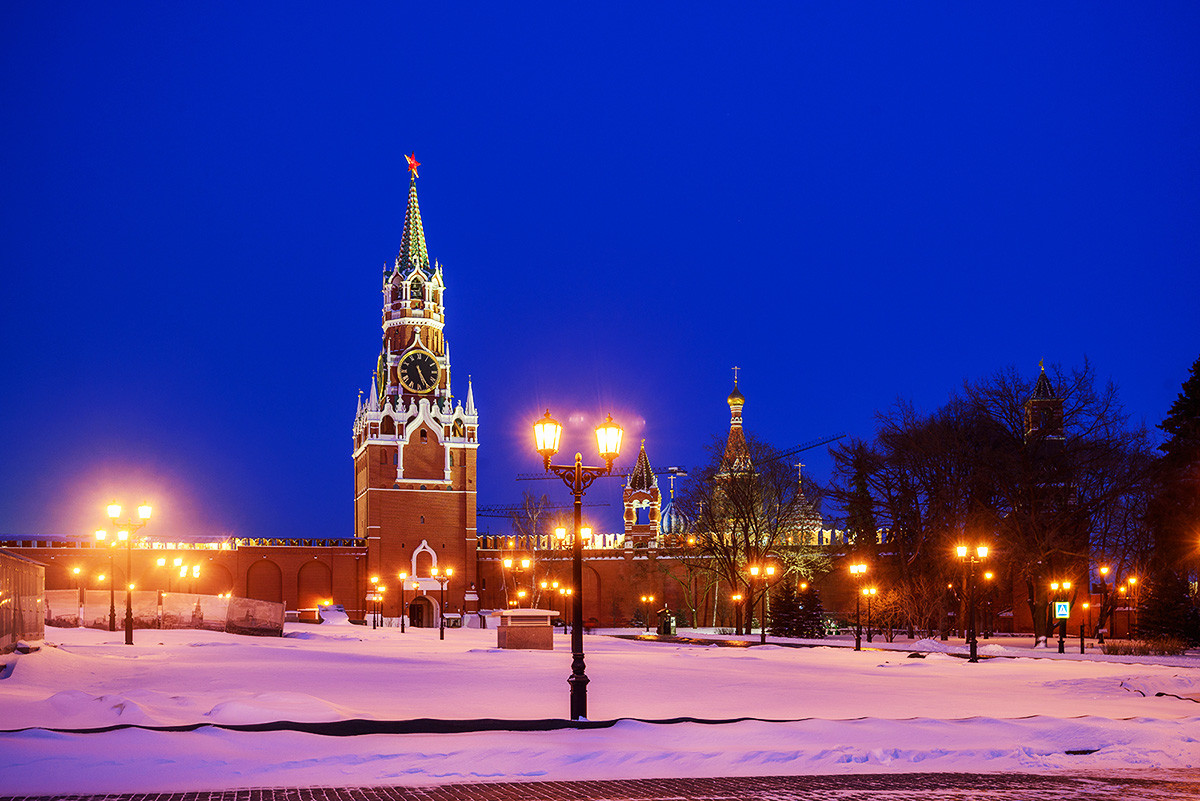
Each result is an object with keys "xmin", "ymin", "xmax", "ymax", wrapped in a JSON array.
[
  {"xmin": 583, "ymin": 565, "xmax": 603, "ymax": 626},
  {"xmin": 409, "ymin": 594, "xmax": 439, "ymax": 627},
  {"xmin": 199, "ymin": 563, "xmax": 234, "ymax": 596},
  {"xmin": 297, "ymin": 560, "xmax": 332, "ymax": 609},
  {"xmin": 246, "ymin": 559, "xmax": 282, "ymax": 603}
]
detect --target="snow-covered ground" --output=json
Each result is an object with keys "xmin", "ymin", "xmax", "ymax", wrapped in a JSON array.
[{"xmin": 1, "ymin": 624, "xmax": 1198, "ymax": 794}]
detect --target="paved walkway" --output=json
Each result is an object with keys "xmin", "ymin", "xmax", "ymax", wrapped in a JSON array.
[{"xmin": 5, "ymin": 773, "xmax": 1200, "ymax": 801}]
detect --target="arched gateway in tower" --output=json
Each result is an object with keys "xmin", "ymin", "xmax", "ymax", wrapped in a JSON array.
[{"xmin": 350, "ymin": 154, "xmax": 480, "ymax": 625}]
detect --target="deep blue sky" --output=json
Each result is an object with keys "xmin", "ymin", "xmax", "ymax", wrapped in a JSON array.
[{"xmin": 2, "ymin": 4, "xmax": 1197, "ymax": 540}]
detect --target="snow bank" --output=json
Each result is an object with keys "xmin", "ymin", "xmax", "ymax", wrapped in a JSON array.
[{"xmin": 1, "ymin": 625, "xmax": 1197, "ymax": 794}]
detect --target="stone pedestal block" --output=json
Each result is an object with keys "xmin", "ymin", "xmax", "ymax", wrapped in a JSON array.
[{"xmin": 496, "ymin": 608, "xmax": 555, "ymax": 650}]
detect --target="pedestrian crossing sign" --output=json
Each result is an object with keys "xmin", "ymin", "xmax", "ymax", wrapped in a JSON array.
[{"xmin": 1054, "ymin": 601, "xmax": 1070, "ymax": 619}]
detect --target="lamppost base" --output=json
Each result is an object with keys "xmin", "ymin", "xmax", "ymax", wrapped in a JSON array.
[{"xmin": 568, "ymin": 668, "xmax": 590, "ymax": 721}]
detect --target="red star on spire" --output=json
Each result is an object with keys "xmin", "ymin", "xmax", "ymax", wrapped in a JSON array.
[{"xmin": 405, "ymin": 152, "xmax": 421, "ymax": 179}]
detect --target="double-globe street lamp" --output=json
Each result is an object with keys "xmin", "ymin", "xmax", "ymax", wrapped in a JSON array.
[
  {"xmin": 502, "ymin": 556, "xmax": 532, "ymax": 607},
  {"xmin": 369, "ymin": 576, "xmax": 380, "ymax": 629},
  {"xmin": 93, "ymin": 529, "xmax": 118, "ymax": 631},
  {"xmin": 1050, "ymin": 580, "xmax": 1072, "ymax": 653},
  {"xmin": 431, "ymin": 566, "xmax": 453, "ymax": 640},
  {"xmin": 748, "ymin": 564, "xmax": 776, "ymax": 644},
  {"xmin": 533, "ymin": 409, "xmax": 623, "ymax": 721},
  {"xmin": 104, "ymin": 501, "xmax": 152, "ymax": 645},
  {"xmin": 848, "ymin": 562, "xmax": 868, "ymax": 650},
  {"xmin": 956, "ymin": 544, "xmax": 989, "ymax": 663},
  {"xmin": 640, "ymin": 594, "xmax": 655, "ymax": 632}
]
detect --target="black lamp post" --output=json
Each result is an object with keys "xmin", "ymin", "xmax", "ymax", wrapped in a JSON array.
[
  {"xmin": 94, "ymin": 529, "xmax": 116, "ymax": 632},
  {"xmin": 955, "ymin": 544, "xmax": 989, "ymax": 663},
  {"xmin": 398, "ymin": 571, "xmax": 408, "ymax": 632},
  {"xmin": 432, "ymin": 566, "xmax": 453, "ymax": 640},
  {"xmin": 369, "ymin": 576, "xmax": 380, "ymax": 629},
  {"xmin": 982, "ymin": 570, "xmax": 995, "ymax": 638},
  {"xmin": 1128, "ymin": 575, "xmax": 1139, "ymax": 636},
  {"xmin": 1097, "ymin": 565, "xmax": 1110, "ymax": 644},
  {"xmin": 534, "ymin": 409, "xmax": 623, "ymax": 721},
  {"xmin": 1118, "ymin": 584, "xmax": 1129, "ymax": 638},
  {"xmin": 640, "ymin": 594, "xmax": 655, "ymax": 632},
  {"xmin": 502, "ymin": 556, "xmax": 532, "ymax": 607},
  {"xmin": 106, "ymin": 501, "xmax": 152, "ymax": 645},
  {"xmin": 1050, "ymin": 580, "xmax": 1072, "ymax": 653},
  {"xmin": 749, "ymin": 564, "xmax": 776, "ymax": 644},
  {"xmin": 849, "ymin": 562, "xmax": 867, "ymax": 650},
  {"xmin": 863, "ymin": 586, "xmax": 877, "ymax": 643}
]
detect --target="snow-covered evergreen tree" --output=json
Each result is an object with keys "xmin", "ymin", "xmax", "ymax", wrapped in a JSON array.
[{"xmin": 769, "ymin": 581, "xmax": 803, "ymax": 637}]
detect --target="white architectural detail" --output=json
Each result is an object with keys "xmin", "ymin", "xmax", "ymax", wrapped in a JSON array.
[{"xmin": 411, "ymin": 539, "xmax": 437, "ymax": 575}]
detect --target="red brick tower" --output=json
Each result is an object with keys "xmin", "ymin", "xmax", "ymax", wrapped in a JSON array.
[{"xmin": 350, "ymin": 154, "xmax": 479, "ymax": 625}]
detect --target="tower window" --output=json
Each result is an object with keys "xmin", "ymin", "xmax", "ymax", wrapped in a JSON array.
[
  {"xmin": 379, "ymin": 449, "xmax": 387, "ymax": 465},
  {"xmin": 449, "ymin": 452, "xmax": 454, "ymax": 467},
  {"xmin": 420, "ymin": 515, "xmax": 425, "ymax": 524},
  {"xmin": 410, "ymin": 279, "xmax": 422, "ymax": 301},
  {"xmin": 420, "ymin": 429, "xmax": 428, "ymax": 443}
]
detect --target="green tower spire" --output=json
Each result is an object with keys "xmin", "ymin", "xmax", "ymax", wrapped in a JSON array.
[{"xmin": 397, "ymin": 153, "xmax": 430, "ymax": 271}]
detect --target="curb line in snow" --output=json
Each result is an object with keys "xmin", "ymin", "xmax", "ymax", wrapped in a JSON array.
[{"xmin": 1, "ymin": 711, "xmax": 1192, "ymax": 738}]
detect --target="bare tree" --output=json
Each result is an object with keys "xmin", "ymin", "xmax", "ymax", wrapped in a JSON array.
[
  {"xmin": 677, "ymin": 434, "xmax": 826, "ymax": 634},
  {"xmin": 830, "ymin": 361, "xmax": 1153, "ymax": 644}
]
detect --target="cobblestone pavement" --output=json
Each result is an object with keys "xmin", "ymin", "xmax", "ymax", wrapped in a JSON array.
[{"xmin": 4, "ymin": 773, "xmax": 1200, "ymax": 801}]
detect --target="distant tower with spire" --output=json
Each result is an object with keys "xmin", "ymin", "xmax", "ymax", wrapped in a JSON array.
[
  {"xmin": 720, "ymin": 367, "xmax": 753, "ymax": 476},
  {"xmin": 1024, "ymin": 360, "xmax": 1064, "ymax": 449},
  {"xmin": 350, "ymin": 153, "xmax": 480, "ymax": 623},
  {"xmin": 624, "ymin": 441, "xmax": 662, "ymax": 546}
]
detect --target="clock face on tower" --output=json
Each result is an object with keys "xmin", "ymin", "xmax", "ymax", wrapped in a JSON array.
[{"xmin": 399, "ymin": 350, "xmax": 440, "ymax": 394}]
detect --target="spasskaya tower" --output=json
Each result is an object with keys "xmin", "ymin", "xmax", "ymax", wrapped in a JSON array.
[{"xmin": 350, "ymin": 154, "xmax": 479, "ymax": 625}]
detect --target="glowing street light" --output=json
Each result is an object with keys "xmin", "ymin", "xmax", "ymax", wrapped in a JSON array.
[
  {"xmin": 1050, "ymin": 579, "xmax": 1073, "ymax": 653},
  {"xmin": 955, "ymin": 544, "xmax": 989, "ymax": 662},
  {"xmin": 1097, "ymin": 565, "xmax": 1111, "ymax": 644},
  {"xmin": 749, "ymin": 564, "xmax": 776, "ymax": 644},
  {"xmin": 369, "ymin": 576, "xmax": 380, "ymax": 629},
  {"xmin": 861, "ymin": 586, "xmax": 878, "ymax": 643},
  {"xmin": 95, "ymin": 529, "xmax": 117, "ymax": 631},
  {"xmin": 104, "ymin": 501, "xmax": 152, "ymax": 644},
  {"xmin": 640, "ymin": 594, "xmax": 655, "ymax": 632},
  {"xmin": 848, "ymin": 562, "xmax": 867, "ymax": 650},
  {"xmin": 398, "ymin": 571, "xmax": 409, "ymax": 633},
  {"xmin": 533, "ymin": 408, "xmax": 623, "ymax": 721},
  {"xmin": 431, "ymin": 566, "xmax": 453, "ymax": 640}
]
